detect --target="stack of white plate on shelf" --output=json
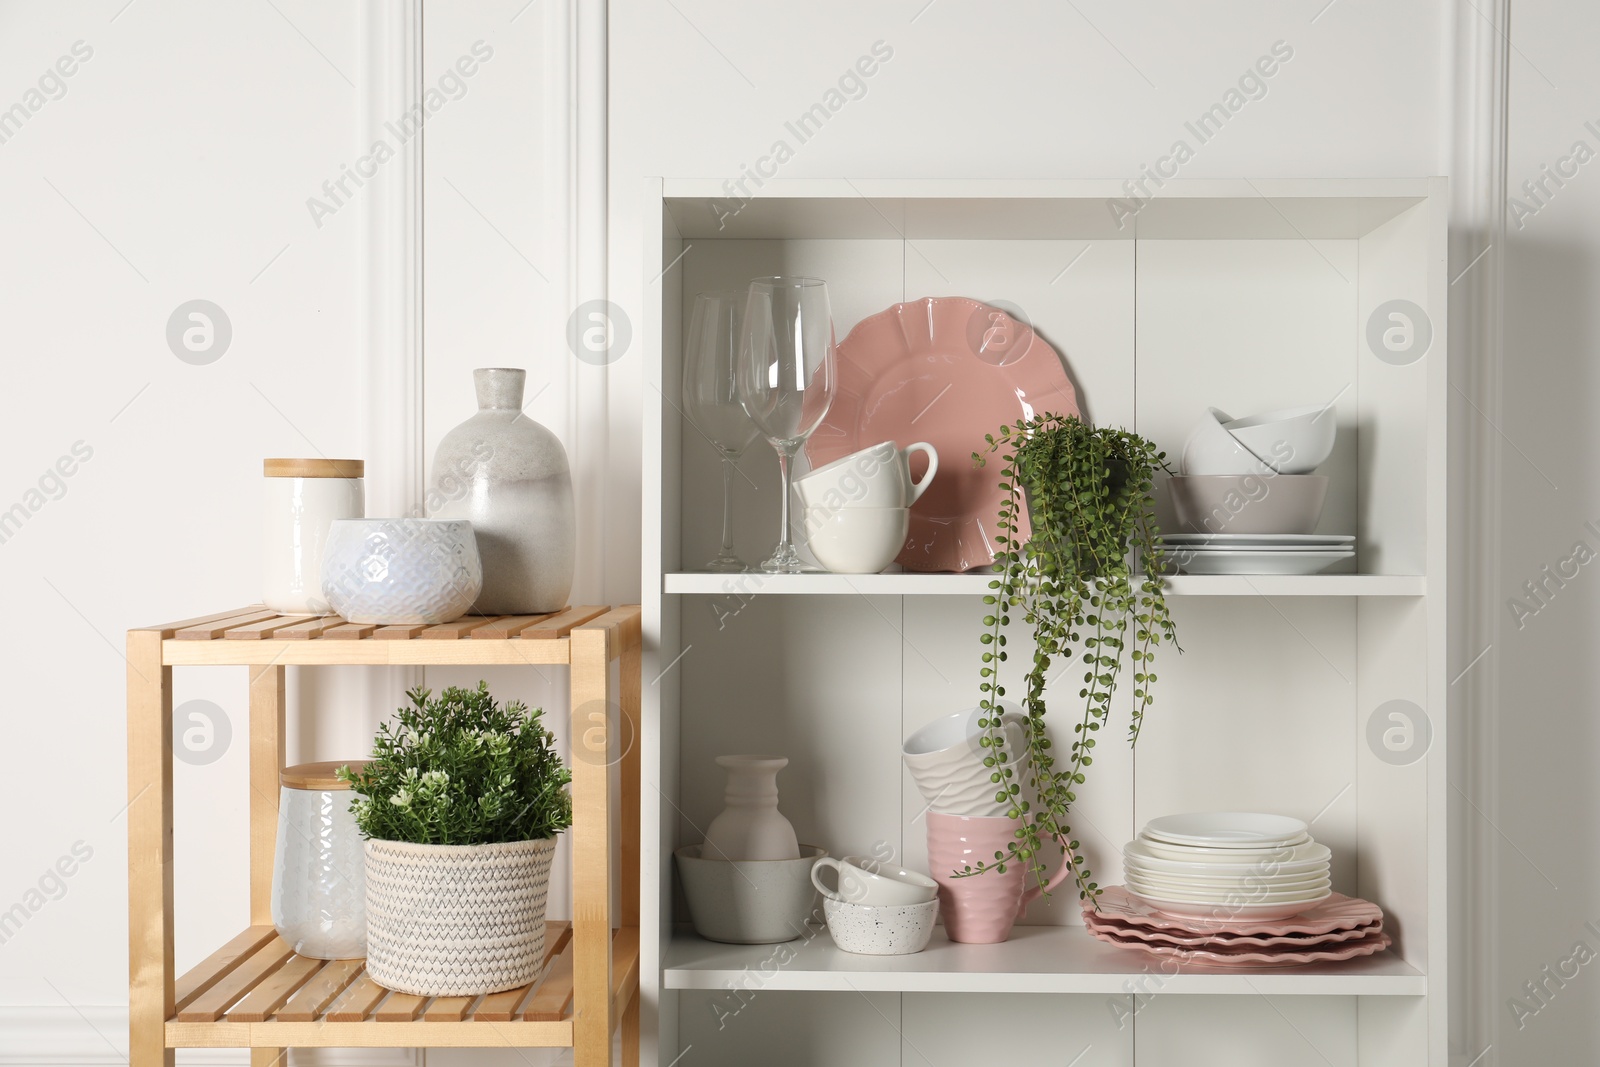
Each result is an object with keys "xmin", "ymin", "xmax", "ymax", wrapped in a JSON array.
[
  {"xmin": 1157, "ymin": 533, "xmax": 1354, "ymax": 576},
  {"xmin": 1121, "ymin": 812, "xmax": 1333, "ymax": 920}
]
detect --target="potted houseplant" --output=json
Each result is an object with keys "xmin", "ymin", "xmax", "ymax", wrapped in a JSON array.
[
  {"xmin": 967, "ymin": 413, "xmax": 1179, "ymax": 907},
  {"xmin": 339, "ymin": 682, "xmax": 573, "ymax": 996}
]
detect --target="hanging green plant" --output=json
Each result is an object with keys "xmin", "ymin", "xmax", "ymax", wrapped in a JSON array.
[{"xmin": 965, "ymin": 413, "xmax": 1179, "ymax": 907}]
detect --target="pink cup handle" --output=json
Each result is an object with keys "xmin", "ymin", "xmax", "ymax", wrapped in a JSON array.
[
  {"xmin": 1018, "ymin": 834, "xmax": 1076, "ymax": 916},
  {"xmin": 904, "ymin": 442, "xmax": 938, "ymax": 505}
]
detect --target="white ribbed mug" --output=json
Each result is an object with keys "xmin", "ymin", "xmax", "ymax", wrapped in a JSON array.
[{"xmin": 902, "ymin": 704, "xmax": 1027, "ymax": 817}]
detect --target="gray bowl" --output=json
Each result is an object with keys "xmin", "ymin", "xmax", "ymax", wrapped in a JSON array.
[
  {"xmin": 1167, "ymin": 474, "xmax": 1328, "ymax": 536},
  {"xmin": 675, "ymin": 844, "xmax": 826, "ymax": 944}
]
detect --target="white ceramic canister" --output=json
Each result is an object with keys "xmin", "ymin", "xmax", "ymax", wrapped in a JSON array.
[
  {"xmin": 271, "ymin": 761, "xmax": 368, "ymax": 960},
  {"xmin": 263, "ymin": 458, "xmax": 364, "ymax": 614}
]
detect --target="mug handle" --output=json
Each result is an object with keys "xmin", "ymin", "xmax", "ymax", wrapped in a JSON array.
[
  {"xmin": 811, "ymin": 856, "xmax": 843, "ymax": 901},
  {"xmin": 1018, "ymin": 834, "xmax": 1077, "ymax": 916},
  {"xmin": 903, "ymin": 442, "xmax": 939, "ymax": 505}
]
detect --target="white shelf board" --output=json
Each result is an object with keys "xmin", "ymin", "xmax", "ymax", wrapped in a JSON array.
[
  {"xmin": 664, "ymin": 925, "xmax": 1426, "ymax": 996},
  {"xmin": 664, "ymin": 572, "xmax": 1425, "ymax": 597},
  {"xmin": 662, "ymin": 178, "xmax": 1433, "ymax": 241}
]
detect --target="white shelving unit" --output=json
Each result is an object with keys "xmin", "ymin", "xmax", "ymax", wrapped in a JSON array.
[{"xmin": 642, "ymin": 178, "xmax": 1447, "ymax": 1067}]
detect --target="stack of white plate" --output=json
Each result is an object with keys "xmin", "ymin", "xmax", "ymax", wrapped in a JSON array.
[
  {"xmin": 1158, "ymin": 534, "xmax": 1354, "ymax": 576},
  {"xmin": 1122, "ymin": 812, "xmax": 1333, "ymax": 921}
]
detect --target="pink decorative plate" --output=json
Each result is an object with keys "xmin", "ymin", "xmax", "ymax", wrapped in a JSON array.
[
  {"xmin": 1084, "ymin": 913, "xmax": 1381, "ymax": 948},
  {"xmin": 1087, "ymin": 924, "xmax": 1393, "ymax": 966},
  {"xmin": 1087, "ymin": 886, "xmax": 1384, "ymax": 937},
  {"xmin": 806, "ymin": 297, "xmax": 1079, "ymax": 572}
]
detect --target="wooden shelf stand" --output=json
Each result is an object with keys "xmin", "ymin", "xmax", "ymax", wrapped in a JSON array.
[{"xmin": 127, "ymin": 603, "xmax": 643, "ymax": 1066}]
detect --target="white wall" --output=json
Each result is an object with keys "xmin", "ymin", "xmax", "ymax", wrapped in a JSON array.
[
  {"xmin": 0, "ymin": 0, "xmax": 372, "ymax": 1029},
  {"xmin": 1486, "ymin": 0, "xmax": 1600, "ymax": 1062}
]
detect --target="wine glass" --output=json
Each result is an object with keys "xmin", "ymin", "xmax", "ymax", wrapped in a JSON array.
[
  {"xmin": 736, "ymin": 276, "xmax": 837, "ymax": 573},
  {"xmin": 683, "ymin": 291, "xmax": 761, "ymax": 572}
]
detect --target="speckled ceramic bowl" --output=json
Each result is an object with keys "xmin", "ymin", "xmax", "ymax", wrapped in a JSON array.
[{"xmin": 823, "ymin": 895, "xmax": 939, "ymax": 955}]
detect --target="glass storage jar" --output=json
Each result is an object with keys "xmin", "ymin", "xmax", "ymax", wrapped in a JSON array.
[
  {"xmin": 271, "ymin": 760, "xmax": 368, "ymax": 959},
  {"xmin": 263, "ymin": 458, "xmax": 364, "ymax": 614}
]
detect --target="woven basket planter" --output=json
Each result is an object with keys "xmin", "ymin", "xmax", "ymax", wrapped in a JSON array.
[{"xmin": 364, "ymin": 836, "xmax": 558, "ymax": 997}]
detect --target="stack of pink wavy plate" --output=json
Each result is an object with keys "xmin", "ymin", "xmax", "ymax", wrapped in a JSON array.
[{"xmin": 1082, "ymin": 886, "xmax": 1390, "ymax": 966}]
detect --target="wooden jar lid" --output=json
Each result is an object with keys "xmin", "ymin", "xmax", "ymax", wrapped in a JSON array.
[
  {"xmin": 263, "ymin": 458, "xmax": 365, "ymax": 479},
  {"xmin": 281, "ymin": 760, "xmax": 368, "ymax": 791}
]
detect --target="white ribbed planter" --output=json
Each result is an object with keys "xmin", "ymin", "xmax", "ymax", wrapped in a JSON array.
[{"xmin": 364, "ymin": 836, "xmax": 558, "ymax": 997}]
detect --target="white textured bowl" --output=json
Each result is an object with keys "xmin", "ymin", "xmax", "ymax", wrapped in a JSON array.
[
  {"xmin": 902, "ymin": 704, "xmax": 1027, "ymax": 817},
  {"xmin": 806, "ymin": 507, "xmax": 910, "ymax": 574},
  {"xmin": 321, "ymin": 519, "xmax": 482, "ymax": 625},
  {"xmin": 823, "ymin": 895, "xmax": 938, "ymax": 955},
  {"xmin": 1180, "ymin": 408, "xmax": 1264, "ymax": 476},
  {"xmin": 1167, "ymin": 474, "xmax": 1328, "ymax": 536},
  {"xmin": 1224, "ymin": 405, "xmax": 1337, "ymax": 474}
]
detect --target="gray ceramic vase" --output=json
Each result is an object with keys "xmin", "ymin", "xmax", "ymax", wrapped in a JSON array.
[{"xmin": 427, "ymin": 368, "xmax": 576, "ymax": 615}]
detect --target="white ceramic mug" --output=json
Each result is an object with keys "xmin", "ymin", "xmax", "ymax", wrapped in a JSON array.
[
  {"xmin": 795, "ymin": 441, "xmax": 938, "ymax": 510},
  {"xmin": 805, "ymin": 506, "xmax": 909, "ymax": 573},
  {"xmin": 811, "ymin": 855, "xmax": 938, "ymax": 906},
  {"xmin": 902, "ymin": 704, "xmax": 1028, "ymax": 817}
]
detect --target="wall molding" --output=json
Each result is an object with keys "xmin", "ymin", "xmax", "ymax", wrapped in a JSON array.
[{"xmin": 1449, "ymin": 0, "xmax": 1509, "ymax": 1061}]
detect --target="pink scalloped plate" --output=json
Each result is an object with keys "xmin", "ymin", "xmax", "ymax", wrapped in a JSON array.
[
  {"xmin": 805, "ymin": 297, "xmax": 1079, "ymax": 572},
  {"xmin": 1086, "ymin": 923, "xmax": 1393, "ymax": 966},
  {"xmin": 1087, "ymin": 886, "xmax": 1384, "ymax": 936},
  {"xmin": 1084, "ymin": 912, "xmax": 1382, "ymax": 948}
]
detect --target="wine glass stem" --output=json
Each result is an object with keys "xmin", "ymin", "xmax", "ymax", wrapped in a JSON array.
[
  {"xmin": 719, "ymin": 455, "xmax": 737, "ymax": 559},
  {"xmin": 775, "ymin": 447, "xmax": 794, "ymax": 556}
]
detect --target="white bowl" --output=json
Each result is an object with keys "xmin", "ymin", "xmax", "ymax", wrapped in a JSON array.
[
  {"xmin": 676, "ymin": 845, "xmax": 826, "ymax": 944},
  {"xmin": 1180, "ymin": 408, "xmax": 1266, "ymax": 476},
  {"xmin": 321, "ymin": 519, "xmax": 483, "ymax": 625},
  {"xmin": 806, "ymin": 506, "xmax": 909, "ymax": 574},
  {"xmin": 1166, "ymin": 474, "xmax": 1329, "ymax": 536},
  {"xmin": 823, "ymin": 895, "xmax": 938, "ymax": 955},
  {"xmin": 1224, "ymin": 405, "xmax": 1337, "ymax": 474},
  {"xmin": 902, "ymin": 704, "xmax": 1027, "ymax": 817}
]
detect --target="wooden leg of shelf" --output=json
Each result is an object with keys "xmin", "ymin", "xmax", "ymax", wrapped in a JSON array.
[
  {"xmin": 127, "ymin": 631, "xmax": 174, "ymax": 1067},
  {"xmin": 571, "ymin": 624, "xmax": 614, "ymax": 1067},
  {"xmin": 621, "ymin": 630, "xmax": 641, "ymax": 930},
  {"xmin": 248, "ymin": 665, "xmax": 286, "ymax": 1067},
  {"xmin": 623, "ymin": 984, "xmax": 641, "ymax": 1067}
]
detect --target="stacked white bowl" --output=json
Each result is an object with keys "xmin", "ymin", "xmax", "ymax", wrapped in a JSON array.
[{"xmin": 1121, "ymin": 812, "xmax": 1333, "ymax": 921}]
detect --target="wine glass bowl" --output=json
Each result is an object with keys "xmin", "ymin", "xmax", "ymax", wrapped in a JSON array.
[
  {"xmin": 683, "ymin": 291, "xmax": 761, "ymax": 572},
  {"xmin": 736, "ymin": 276, "xmax": 837, "ymax": 573}
]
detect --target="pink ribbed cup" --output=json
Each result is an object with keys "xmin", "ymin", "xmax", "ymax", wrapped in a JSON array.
[{"xmin": 926, "ymin": 812, "xmax": 1073, "ymax": 944}]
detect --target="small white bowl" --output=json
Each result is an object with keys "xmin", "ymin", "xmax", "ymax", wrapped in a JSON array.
[
  {"xmin": 321, "ymin": 519, "xmax": 482, "ymax": 624},
  {"xmin": 823, "ymin": 895, "xmax": 938, "ymax": 955},
  {"xmin": 1224, "ymin": 405, "xmax": 1337, "ymax": 474},
  {"xmin": 1180, "ymin": 408, "xmax": 1265, "ymax": 476},
  {"xmin": 805, "ymin": 507, "xmax": 909, "ymax": 573}
]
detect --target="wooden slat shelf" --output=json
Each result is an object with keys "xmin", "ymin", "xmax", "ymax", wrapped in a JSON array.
[
  {"xmin": 148, "ymin": 606, "xmax": 631, "ymax": 666},
  {"xmin": 162, "ymin": 923, "xmax": 639, "ymax": 1047},
  {"xmin": 129, "ymin": 604, "xmax": 644, "ymax": 1065}
]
